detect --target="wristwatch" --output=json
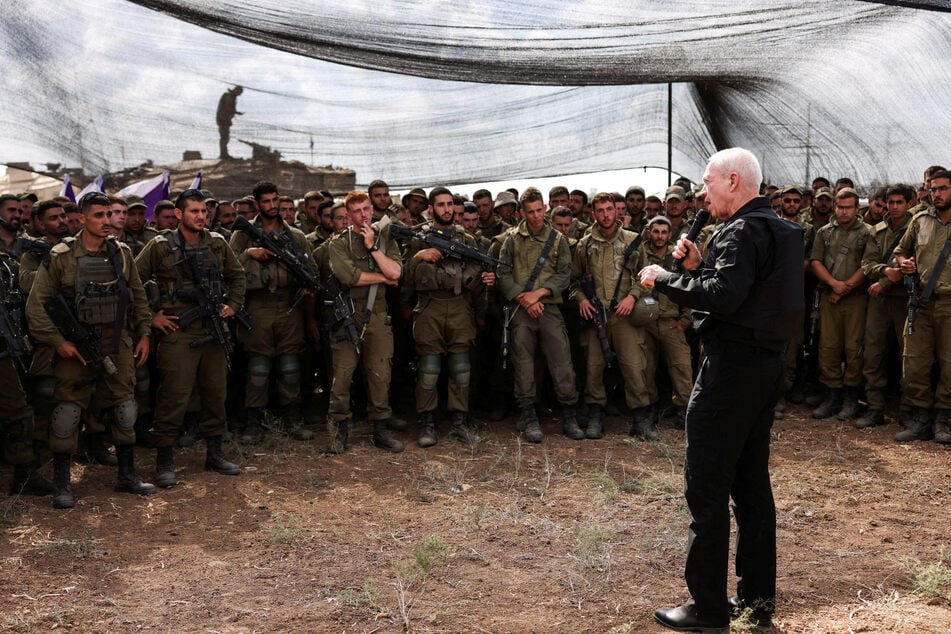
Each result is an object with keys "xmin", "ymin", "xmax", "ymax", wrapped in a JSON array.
[{"xmin": 369, "ymin": 244, "xmax": 380, "ymax": 253}]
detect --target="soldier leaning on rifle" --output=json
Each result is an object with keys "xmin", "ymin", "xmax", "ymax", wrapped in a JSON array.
[
  {"xmin": 855, "ymin": 184, "xmax": 915, "ymax": 430},
  {"xmin": 400, "ymin": 187, "xmax": 492, "ymax": 448},
  {"xmin": 570, "ymin": 193, "xmax": 655, "ymax": 440},
  {"xmin": 324, "ymin": 191, "xmax": 404, "ymax": 454},
  {"xmin": 25, "ymin": 191, "xmax": 154, "ymax": 509},
  {"xmin": 229, "ymin": 181, "xmax": 317, "ymax": 444},
  {"xmin": 632, "ymin": 215, "xmax": 694, "ymax": 430},
  {"xmin": 809, "ymin": 188, "xmax": 871, "ymax": 421},
  {"xmin": 497, "ymin": 187, "xmax": 580, "ymax": 443},
  {"xmin": 134, "ymin": 189, "xmax": 245, "ymax": 488},
  {"xmin": 893, "ymin": 169, "xmax": 951, "ymax": 444}
]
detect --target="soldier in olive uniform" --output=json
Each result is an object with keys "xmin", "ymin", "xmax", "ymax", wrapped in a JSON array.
[
  {"xmin": 135, "ymin": 189, "xmax": 245, "ymax": 487},
  {"xmin": 633, "ymin": 216, "xmax": 694, "ymax": 430},
  {"xmin": 25, "ymin": 192, "xmax": 154, "ymax": 509},
  {"xmin": 401, "ymin": 187, "xmax": 492, "ymax": 447},
  {"xmin": 0, "ymin": 195, "xmax": 25, "ymax": 259},
  {"xmin": 856, "ymin": 185, "xmax": 914, "ymax": 429},
  {"xmin": 0, "ymin": 248, "xmax": 52, "ymax": 496},
  {"xmin": 229, "ymin": 181, "xmax": 317, "ymax": 443},
  {"xmin": 571, "ymin": 193, "xmax": 655, "ymax": 440},
  {"xmin": 497, "ymin": 188, "xmax": 579, "ymax": 443},
  {"xmin": 17, "ymin": 201, "xmax": 72, "ymax": 490},
  {"xmin": 324, "ymin": 191, "xmax": 403, "ymax": 453},
  {"xmin": 809, "ymin": 188, "xmax": 871, "ymax": 420},
  {"xmin": 893, "ymin": 170, "xmax": 951, "ymax": 443}
]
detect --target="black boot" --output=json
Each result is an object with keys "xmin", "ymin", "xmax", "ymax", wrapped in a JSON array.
[
  {"xmin": 520, "ymin": 406, "xmax": 543, "ymax": 443},
  {"xmin": 240, "ymin": 407, "xmax": 266, "ymax": 445},
  {"xmin": 630, "ymin": 406, "xmax": 659, "ymax": 441},
  {"xmin": 836, "ymin": 387, "xmax": 860, "ymax": 421},
  {"xmin": 372, "ymin": 420, "xmax": 405, "ymax": 453},
  {"xmin": 282, "ymin": 404, "xmax": 315, "ymax": 441},
  {"xmin": 585, "ymin": 404, "xmax": 603, "ymax": 439},
  {"xmin": 812, "ymin": 388, "xmax": 843, "ymax": 419},
  {"xmin": 324, "ymin": 419, "xmax": 350, "ymax": 454},
  {"xmin": 51, "ymin": 453, "xmax": 74, "ymax": 509},
  {"xmin": 561, "ymin": 405, "xmax": 584, "ymax": 440},
  {"xmin": 855, "ymin": 408, "xmax": 885, "ymax": 429},
  {"xmin": 895, "ymin": 407, "xmax": 933, "ymax": 443},
  {"xmin": 417, "ymin": 412, "xmax": 437, "ymax": 448},
  {"xmin": 934, "ymin": 409, "xmax": 951, "ymax": 444},
  {"xmin": 114, "ymin": 445, "xmax": 157, "ymax": 496},
  {"xmin": 155, "ymin": 446, "xmax": 177, "ymax": 488},
  {"xmin": 83, "ymin": 432, "xmax": 117, "ymax": 466},
  {"xmin": 9, "ymin": 462, "xmax": 54, "ymax": 496},
  {"xmin": 205, "ymin": 436, "xmax": 241, "ymax": 475},
  {"xmin": 448, "ymin": 411, "xmax": 479, "ymax": 445}
]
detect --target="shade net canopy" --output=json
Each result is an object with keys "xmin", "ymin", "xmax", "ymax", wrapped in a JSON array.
[{"xmin": 2, "ymin": 0, "xmax": 950, "ymax": 190}]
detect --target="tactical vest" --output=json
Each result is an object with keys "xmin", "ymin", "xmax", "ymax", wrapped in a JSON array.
[
  {"xmin": 160, "ymin": 238, "xmax": 222, "ymax": 309},
  {"xmin": 74, "ymin": 253, "xmax": 122, "ymax": 326},
  {"xmin": 413, "ymin": 229, "xmax": 483, "ymax": 295}
]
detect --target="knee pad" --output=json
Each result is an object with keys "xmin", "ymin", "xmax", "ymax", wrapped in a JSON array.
[
  {"xmin": 135, "ymin": 364, "xmax": 151, "ymax": 396},
  {"xmin": 276, "ymin": 354, "xmax": 301, "ymax": 390},
  {"xmin": 448, "ymin": 352, "xmax": 471, "ymax": 389},
  {"xmin": 417, "ymin": 354, "xmax": 441, "ymax": 392},
  {"xmin": 114, "ymin": 400, "xmax": 138, "ymax": 431},
  {"xmin": 34, "ymin": 376, "xmax": 55, "ymax": 401},
  {"xmin": 247, "ymin": 354, "xmax": 272, "ymax": 389},
  {"xmin": 51, "ymin": 402, "xmax": 82, "ymax": 440}
]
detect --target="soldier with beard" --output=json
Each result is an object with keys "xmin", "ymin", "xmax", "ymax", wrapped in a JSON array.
[{"xmin": 401, "ymin": 187, "xmax": 492, "ymax": 447}]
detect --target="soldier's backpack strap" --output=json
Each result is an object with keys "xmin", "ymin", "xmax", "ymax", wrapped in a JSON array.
[
  {"xmin": 522, "ymin": 228, "xmax": 558, "ymax": 293},
  {"xmin": 880, "ymin": 227, "xmax": 908, "ymax": 265},
  {"xmin": 105, "ymin": 237, "xmax": 130, "ymax": 356},
  {"xmin": 919, "ymin": 232, "xmax": 951, "ymax": 307}
]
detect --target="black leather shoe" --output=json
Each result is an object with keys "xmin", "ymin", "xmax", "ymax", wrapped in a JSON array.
[
  {"xmin": 728, "ymin": 596, "xmax": 773, "ymax": 629},
  {"xmin": 654, "ymin": 603, "xmax": 729, "ymax": 633}
]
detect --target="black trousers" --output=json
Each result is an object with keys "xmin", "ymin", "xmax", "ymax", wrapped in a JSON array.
[{"xmin": 683, "ymin": 342, "xmax": 783, "ymax": 621}]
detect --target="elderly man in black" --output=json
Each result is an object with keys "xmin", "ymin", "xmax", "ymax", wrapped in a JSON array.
[{"xmin": 640, "ymin": 148, "xmax": 804, "ymax": 633}]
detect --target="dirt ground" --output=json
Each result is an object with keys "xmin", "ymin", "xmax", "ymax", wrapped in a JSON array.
[{"xmin": 1, "ymin": 403, "xmax": 949, "ymax": 633}]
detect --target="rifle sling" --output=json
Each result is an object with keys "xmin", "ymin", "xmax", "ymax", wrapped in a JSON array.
[
  {"xmin": 880, "ymin": 227, "xmax": 908, "ymax": 265},
  {"xmin": 522, "ymin": 228, "xmax": 558, "ymax": 294},
  {"xmin": 363, "ymin": 229, "xmax": 387, "ymax": 327},
  {"xmin": 920, "ymin": 232, "xmax": 951, "ymax": 306},
  {"xmin": 106, "ymin": 238, "xmax": 129, "ymax": 356},
  {"xmin": 611, "ymin": 234, "xmax": 642, "ymax": 305},
  {"xmin": 827, "ymin": 226, "xmax": 863, "ymax": 281}
]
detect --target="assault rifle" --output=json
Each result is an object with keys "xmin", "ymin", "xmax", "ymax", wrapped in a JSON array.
[
  {"xmin": 501, "ymin": 303, "xmax": 511, "ymax": 369},
  {"xmin": 388, "ymin": 224, "xmax": 511, "ymax": 271},
  {"xmin": 232, "ymin": 215, "xmax": 320, "ymax": 312},
  {"xmin": 806, "ymin": 287, "xmax": 821, "ymax": 351},
  {"xmin": 176, "ymin": 248, "xmax": 252, "ymax": 370},
  {"xmin": 19, "ymin": 237, "xmax": 52, "ymax": 259},
  {"xmin": 43, "ymin": 293, "xmax": 117, "ymax": 385},
  {"xmin": 0, "ymin": 301, "xmax": 31, "ymax": 372},
  {"xmin": 904, "ymin": 273, "xmax": 920, "ymax": 335},
  {"xmin": 578, "ymin": 272, "xmax": 616, "ymax": 367},
  {"xmin": 321, "ymin": 274, "xmax": 361, "ymax": 355},
  {"xmin": 0, "ymin": 258, "xmax": 31, "ymax": 371}
]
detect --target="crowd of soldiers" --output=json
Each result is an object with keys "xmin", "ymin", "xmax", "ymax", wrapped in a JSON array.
[{"xmin": 0, "ymin": 163, "xmax": 948, "ymax": 510}]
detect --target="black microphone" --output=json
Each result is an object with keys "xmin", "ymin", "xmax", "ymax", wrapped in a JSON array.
[{"xmin": 674, "ymin": 207, "xmax": 710, "ymax": 269}]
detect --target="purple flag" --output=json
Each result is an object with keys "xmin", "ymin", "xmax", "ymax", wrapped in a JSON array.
[
  {"xmin": 59, "ymin": 174, "xmax": 76, "ymax": 203},
  {"xmin": 189, "ymin": 171, "xmax": 202, "ymax": 191},
  {"xmin": 118, "ymin": 171, "xmax": 170, "ymax": 220}
]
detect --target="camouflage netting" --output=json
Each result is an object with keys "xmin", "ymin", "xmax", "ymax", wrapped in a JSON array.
[{"xmin": 2, "ymin": 0, "xmax": 950, "ymax": 188}]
